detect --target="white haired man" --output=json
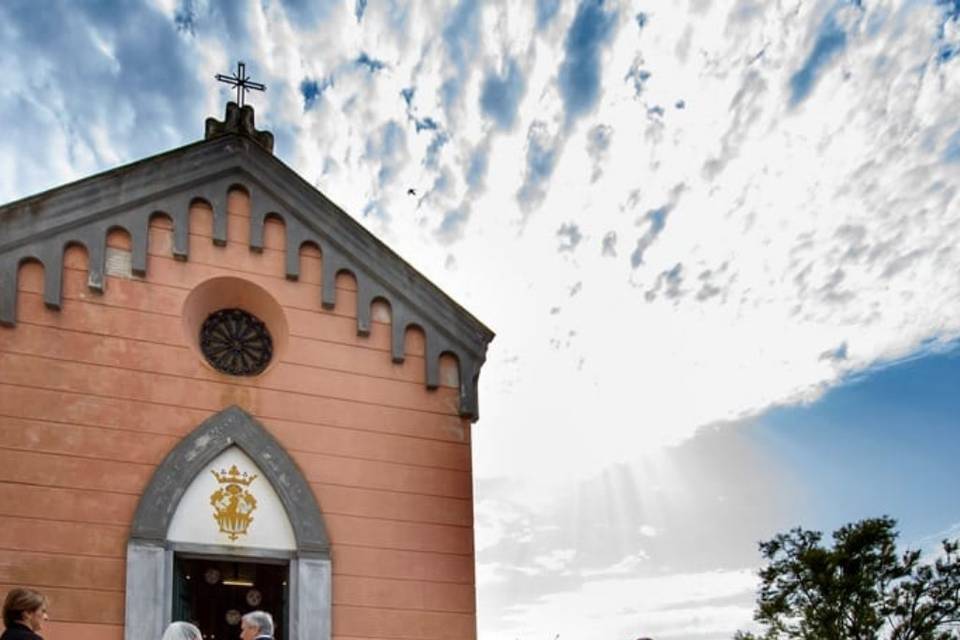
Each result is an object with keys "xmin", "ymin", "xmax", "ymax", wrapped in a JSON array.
[{"xmin": 239, "ymin": 611, "xmax": 274, "ymax": 640}]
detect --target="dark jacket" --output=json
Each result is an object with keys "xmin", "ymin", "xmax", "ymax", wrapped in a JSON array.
[{"xmin": 0, "ymin": 622, "xmax": 43, "ymax": 640}]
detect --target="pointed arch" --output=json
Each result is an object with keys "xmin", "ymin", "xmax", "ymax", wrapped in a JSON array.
[
  {"xmin": 130, "ymin": 405, "xmax": 329, "ymax": 552},
  {"xmin": 125, "ymin": 406, "xmax": 331, "ymax": 640}
]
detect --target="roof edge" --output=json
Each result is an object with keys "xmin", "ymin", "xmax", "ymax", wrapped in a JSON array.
[{"xmin": 0, "ymin": 132, "xmax": 494, "ymax": 420}]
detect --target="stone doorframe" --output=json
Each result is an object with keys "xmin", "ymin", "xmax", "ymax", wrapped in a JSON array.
[{"xmin": 124, "ymin": 406, "xmax": 331, "ymax": 640}]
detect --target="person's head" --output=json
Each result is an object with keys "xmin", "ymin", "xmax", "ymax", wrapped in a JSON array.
[
  {"xmin": 161, "ymin": 621, "xmax": 202, "ymax": 640},
  {"xmin": 240, "ymin": 611, "xmax": 273, "ymax": 639},
  {"xmin": 2, "ymin": 588, "xmax": 49, "ymax": 632}
]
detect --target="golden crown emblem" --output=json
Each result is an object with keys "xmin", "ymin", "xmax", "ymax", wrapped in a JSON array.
[
  {"xmin": 211, "ymin": 464, "xmax": 258, "ymax": 486},
  {"xmin": 209, "ymin": 464, "xmax": 259, "ymax": 541}
]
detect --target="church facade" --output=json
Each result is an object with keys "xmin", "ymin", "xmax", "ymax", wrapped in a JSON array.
[{"xmin": 0, "ymin": 103, "xmax": 493, "ymax": 640}]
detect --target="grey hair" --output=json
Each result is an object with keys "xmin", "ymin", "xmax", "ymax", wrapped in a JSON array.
[
  {"xmin": 242, "ymin": 610, "xmax": 274, "ymax": 636},
  {"xmin": 161, "ymin": 621, "xmax": 202, "ymax": 640}
]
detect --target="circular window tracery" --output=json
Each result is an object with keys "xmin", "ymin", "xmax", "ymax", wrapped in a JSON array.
[{"xmin": 200, "ymin": 308, "xmax": 273, "ymax": 376}]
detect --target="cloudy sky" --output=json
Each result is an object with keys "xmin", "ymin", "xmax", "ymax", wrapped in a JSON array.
[{"xmin": 2, "ymin": 0, "xmax": 959, "ymax": 637}]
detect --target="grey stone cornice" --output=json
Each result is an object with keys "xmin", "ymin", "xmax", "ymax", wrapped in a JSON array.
[{"xmin": 0, "ymin": 132, "xmax": 494, "ymax": 420}]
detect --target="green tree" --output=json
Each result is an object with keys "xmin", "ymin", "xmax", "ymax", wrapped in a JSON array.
[{"xmin": 735, "ymin": 516, "xmax": 960, "ymax": 640}]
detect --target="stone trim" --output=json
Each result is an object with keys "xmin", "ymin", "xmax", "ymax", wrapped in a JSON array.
[
  {"xmin": 125, "ymin": 406, "xmax": 331, "ymax": 640},
  {"xmin": 131, "ymin": 405, "xmax": 329, "ymax": 552},
  {"xmin": 0, "ymin": 133, "xmax": 493, "ymax": 419},
  {"xmin": 290, "ymin": 555, "xmax": 333, "ymax": 640},
  {"xmin": 124, "ymin": 542, "xmax": 169, "ymax": 640},
  {"xmin": 123, "ymin": 545, "xmax": 331, "ymax": 640}
]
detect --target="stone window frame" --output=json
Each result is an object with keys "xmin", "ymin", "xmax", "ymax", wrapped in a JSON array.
[{"xmin": 124, "ymin": 406, "xmax": 331, "ymax": 640}]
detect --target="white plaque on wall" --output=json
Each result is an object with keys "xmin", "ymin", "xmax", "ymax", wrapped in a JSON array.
[{"xmin": 167, "ymin": 446, "xmax": 296, "ymax": 550}]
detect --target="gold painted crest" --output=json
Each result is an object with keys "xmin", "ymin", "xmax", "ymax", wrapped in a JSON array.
[{"xmin": 210, "ymin": 464, "xmax": 259, "ymax": 541}]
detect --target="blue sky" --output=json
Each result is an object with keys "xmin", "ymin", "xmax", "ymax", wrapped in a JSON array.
[
  {"xmin": 1, "ymin": 0, "xmax": 959, "ymax": 638},
  {"xmin": 754, "ymin": 346, "xmax": 960, "ymax": 545}
]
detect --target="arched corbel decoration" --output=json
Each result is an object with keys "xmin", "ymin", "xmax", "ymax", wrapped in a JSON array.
[
  {"xmin": 124, "ymin": 406, "xmax": 331, "ymax": 640},
  {"xmin": 0, "ymin": 130, "xmax": 494, "ymax": 418}
]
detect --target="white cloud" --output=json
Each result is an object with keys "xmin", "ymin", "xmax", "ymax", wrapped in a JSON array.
[
  {"xmin": 476, "ymin": 560, "xmax": 510, "ymax": 587},
  {"xmin": 467, "ymin": 0, "xmax": 960, "ymax": 483},
  {"xmin": 581, "ymin": 551, "xmax": 649, "ymax": 577},
  {"xmin": 489, "ymin": 569, "xmax": 757, "ymax": 640},
  {"xmin": 531, "ymin": 547, "xmax": 577, "ymax": 573},
  {"xmin": 474, "ymin": 494, "xmax": 539, "ymax": 552}
]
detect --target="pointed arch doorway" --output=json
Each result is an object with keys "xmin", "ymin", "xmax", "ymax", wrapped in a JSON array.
[{"xmin": 124, "ymin": 407, "xmax": 331, "ymax": 640}]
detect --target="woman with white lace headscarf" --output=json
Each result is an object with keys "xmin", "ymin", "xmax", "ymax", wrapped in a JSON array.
[{"xmin": 161, "ymin": 621, "xmax": 202, "ymax": 640}]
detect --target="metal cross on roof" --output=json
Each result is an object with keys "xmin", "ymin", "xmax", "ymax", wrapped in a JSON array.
[{"xmin": 215, "ymin": 61, "xmax": 266, "ymax": 107}]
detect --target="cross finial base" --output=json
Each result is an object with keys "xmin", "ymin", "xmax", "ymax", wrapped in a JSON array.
[{"xmin": 205, "ymin": 102, "xmax": 274, "ymax": 153}]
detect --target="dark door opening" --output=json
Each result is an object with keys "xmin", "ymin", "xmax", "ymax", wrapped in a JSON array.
[{"xmin": 172, "ymin": 555, "xmax": 288, "ymax": 640}]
